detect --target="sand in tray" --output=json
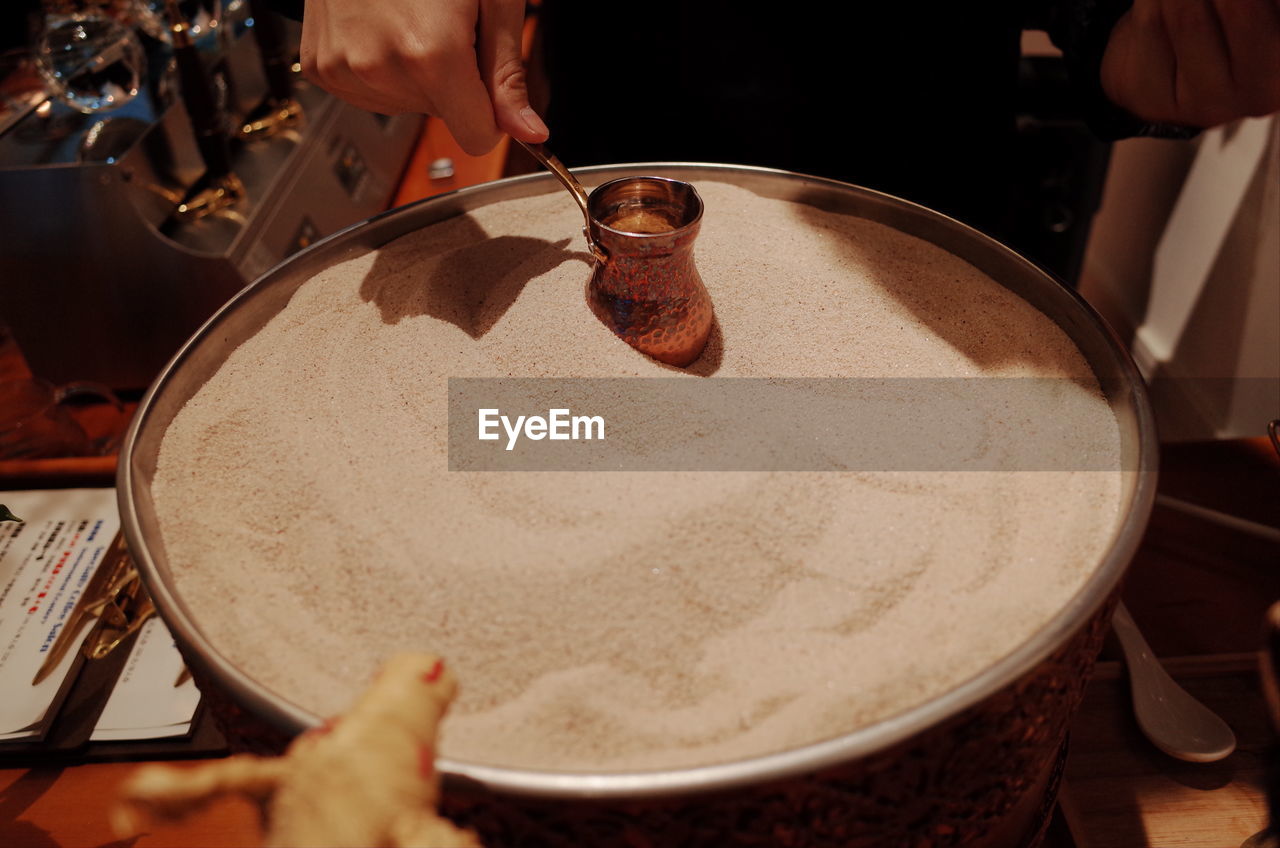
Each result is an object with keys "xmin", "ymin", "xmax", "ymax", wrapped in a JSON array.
[{"xmin": 152, "ymin": 182, "xmax": 1122, "ymax": 772}]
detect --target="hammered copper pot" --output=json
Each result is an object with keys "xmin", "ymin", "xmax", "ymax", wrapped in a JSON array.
[
  {"xmin": 586, "ymin": 176, "xmax": 714, "ymax": 368},
  {"xmin": 118, "ymin": 164, "xmax": 1158, "ymax": 848}
]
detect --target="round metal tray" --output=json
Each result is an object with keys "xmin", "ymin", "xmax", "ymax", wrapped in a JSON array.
[{"xmin": 118, "ymin": 163, "xmax": 1157, "ymax": 806}]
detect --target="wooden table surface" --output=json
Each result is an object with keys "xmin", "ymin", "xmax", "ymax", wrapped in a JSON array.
[
  {"xmin": 2, "ymin": 439, "xmax": 1276, "ymax": 847},
  {"xmin": 1054, "ymin": 437, "xmax": 1279, "ymax": 847}
]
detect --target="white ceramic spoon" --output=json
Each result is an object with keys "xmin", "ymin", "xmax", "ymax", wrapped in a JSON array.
[{"xmin": 1112, "ymin": 602, "xmax": 1237, "ymax": 763}]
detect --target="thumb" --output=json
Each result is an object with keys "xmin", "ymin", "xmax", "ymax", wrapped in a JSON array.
[{"xmin": 477, "ymin": 0, "xmax": 549, "ymax": 143}]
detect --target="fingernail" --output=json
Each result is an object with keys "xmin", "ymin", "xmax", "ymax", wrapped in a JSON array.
[{"xmin": 520, "ymin": 106, "xmax": 549, "ymax": 139}]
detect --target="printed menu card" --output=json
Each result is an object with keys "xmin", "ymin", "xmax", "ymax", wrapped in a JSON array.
[
  {"xmin": 0, "ymin": 489, "xmax": 199, "ymax": 744},
  {"xmin": 0, "ymin": 489, "xmax": 118, "ymax": 741}
]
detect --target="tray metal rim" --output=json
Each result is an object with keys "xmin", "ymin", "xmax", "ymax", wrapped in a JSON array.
[{"xmin": 117, "ymin": 161, "xmax": 1158, "ymax": 800}]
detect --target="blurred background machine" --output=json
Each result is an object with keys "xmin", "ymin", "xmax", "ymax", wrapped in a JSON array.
[
  {"xmin": 0, "ymin": 7, "xmax": 1121, "ymax": 391},
  {"xmin": 1, "ymin": 0, "xmax": 422, "ymax": 388}
]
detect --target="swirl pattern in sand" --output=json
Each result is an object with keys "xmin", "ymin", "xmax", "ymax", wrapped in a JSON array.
[{"xmin": 152, "ymin": 182, "xmax": 1121, "ymax": 771}]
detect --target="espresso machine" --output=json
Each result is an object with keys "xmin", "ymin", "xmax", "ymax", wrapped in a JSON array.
[{"xmin": 0, "ymin": 1, "xmax": 423, "ymax": 388}]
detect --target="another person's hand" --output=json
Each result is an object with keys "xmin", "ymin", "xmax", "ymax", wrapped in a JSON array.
[
  {"xmin": 299, "ymin": 0, "xmax": 549, "ymax": 154},
  {"xmin": 1101, "ymin": 0, "xmax": 1280, "ymax": 127}
]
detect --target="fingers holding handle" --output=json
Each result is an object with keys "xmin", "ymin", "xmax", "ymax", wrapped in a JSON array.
[
  {"xmin": 300, "ymin": 0, "xmax": 547, "ymax": 155},
  {"xmin": 479, "ymin": 0, "xmax": 549, "ymax": 143}
]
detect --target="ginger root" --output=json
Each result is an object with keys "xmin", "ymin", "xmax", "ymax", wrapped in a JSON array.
[{"xmin": 113, "ymin": 653, "xmax": 480, "ymax": 848}]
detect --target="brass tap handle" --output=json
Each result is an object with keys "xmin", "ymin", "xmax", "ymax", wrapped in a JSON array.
[
  {"xmin": 247, "ymin": 0, "xmax": 297, "ymax": 105},
  {"xmin": 175, "ymin": 172, "xmax": 246, "ymax": 223},
  {"xmin": 164, "ymin": 0, "xmax": 233, "ymax": 180}
]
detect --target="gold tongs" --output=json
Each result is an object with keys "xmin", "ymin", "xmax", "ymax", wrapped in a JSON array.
[{"xmin": 32, "ymin": 532, "xmax": 156, "ymax": 686}]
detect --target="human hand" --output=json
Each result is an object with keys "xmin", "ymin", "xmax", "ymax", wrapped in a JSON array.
[
  {"xmin": 1101, "ymin": 0, "xmax": 1280, "ymax": 128},
  {"xmin": 299, "ymin": 0, "xmax": 548, "ymax": 155}
]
